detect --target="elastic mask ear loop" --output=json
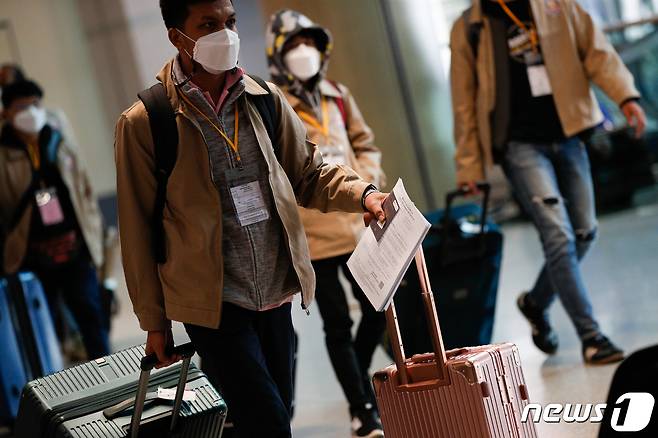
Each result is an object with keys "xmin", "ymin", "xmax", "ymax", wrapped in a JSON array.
[
  {"xmin": 174, "ymin": 29, "xmax": 197, "ymax": 87},
  {"xmin": 177, "ymin": 28, "xmax": 196, "ymax": 44}
]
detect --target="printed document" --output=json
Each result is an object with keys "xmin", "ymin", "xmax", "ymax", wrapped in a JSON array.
[{"xmin": 347, "ymin": 179, "xmax": 430, "ymax": 311}]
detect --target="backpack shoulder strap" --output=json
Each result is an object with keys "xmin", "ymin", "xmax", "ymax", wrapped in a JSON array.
[
  {"xmin": 8, "ymin": 179, "xmax": 37, "ymax": 232},
  {"xmin": 246, "ymin": 74, "xmax": 279, "ymax": 150},
  {"xmin": 137, "ymin": 83, "xmax": 178, "ymax": 264},
  {"xmin": 8, "ymin": 129, "xmax": 62, "ymax": 232},
  {"xmin": 46, "ymin": 130, "xmax": 62, "ymax": 164},
  {"xmin": 327, "ymin": 80, "xmax": 348, "ymax": 128}
]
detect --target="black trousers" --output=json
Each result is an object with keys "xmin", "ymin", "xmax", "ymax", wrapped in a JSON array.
[
  {"xmin": 32, "ymin": 257, "xmax": 110, "ymax": 359},
  {"xmin": 312, "ymin": 254, "xmax": 387, "ymax": 414},
  {"xmin": 185, "ymin": 302, "xmax": 295, "ymax": 438}
]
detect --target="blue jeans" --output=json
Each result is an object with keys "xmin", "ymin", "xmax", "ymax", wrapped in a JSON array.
[
  {"xmin": 33, "ymin": 257, "xmax": 111, "ymax": 359},
  {"xmin": 503, "ymin": 138, "xmax": 600, "ymax": 340},
  {"xmin": 185, "ymin": 302, "xmax": 295, "ymax": 438}
]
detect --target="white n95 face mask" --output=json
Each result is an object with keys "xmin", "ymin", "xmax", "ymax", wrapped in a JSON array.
[
  {"xmin": 13, "ymin": 105, "xmax": 47, "ymax": 134},
  {"xmin": 284, "ymin": 44, "xmax": 322, "ymax": 81},
  {"xmin": 180, "ymin": 28, "xmax": 240, "ymax": 74}
]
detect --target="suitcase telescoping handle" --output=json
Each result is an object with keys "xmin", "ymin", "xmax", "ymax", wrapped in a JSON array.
[
  {"xmin": 129, "ymin": 342, "xmax": 196, "ymax": 438},
  {"xmin": 443, "ymin": 182, "xmax": 491, "ymax": 236},
  {"xmin": 385, "ymin": 248, "xmax": 450, "ymax": 387}
]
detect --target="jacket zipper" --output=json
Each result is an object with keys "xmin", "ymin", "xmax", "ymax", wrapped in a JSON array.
[
  {"xmin": 217, "ymin": 106, "xmax": 264, "ymax": 309},
  {"xmin": 246, "ymin": 228, "xmax": 263, "ymax": 308}
]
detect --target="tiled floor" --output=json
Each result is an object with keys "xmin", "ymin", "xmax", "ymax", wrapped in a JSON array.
[{"xmin": 108, "ymin": 193, "xmax": 658, "ymax": 438}]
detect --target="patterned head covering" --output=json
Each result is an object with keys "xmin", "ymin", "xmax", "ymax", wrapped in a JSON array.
[{"xmin": 265, "ymin": 9, "xmax": 333, "ymax": 104}]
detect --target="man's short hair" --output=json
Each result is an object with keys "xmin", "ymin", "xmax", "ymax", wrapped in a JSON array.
[
  {"xmin": 160, "ymin": 0, "xmax": 233, "ymax": 29},
  {"xmin": 2, "ymin": 79, "xmax": 43, "ymax": 109}
]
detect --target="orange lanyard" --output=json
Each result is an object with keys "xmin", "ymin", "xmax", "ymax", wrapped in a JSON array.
[
  {"xmin": 497, "ymin": 0, "xmax": 538, "ymax": 52},
  {"xmin": 296, "ymin": 97, "xmax": 329, "ymax": 138},
  {"xmin": 179, "ymin": 91, "xmax": 241, "ymax": 162},
  {"xmin": 27, "ymin": 143, "xmax": 41, "ymax": 171}
]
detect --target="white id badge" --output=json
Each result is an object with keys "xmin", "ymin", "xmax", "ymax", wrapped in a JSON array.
[
  {"xmin": 527, "ymin": 64, "xmax": 553, "ymax": 97},
  {"xmin": 35, "ymin": 188, "xmax": 65, "ymax": 225},
  {"xmin": 319, "ymin": 145, "xmax": 346, "ymax": 166},
  {"xmin": 226, "ymin": 165, "xmax": 270, "ymax": 227}
]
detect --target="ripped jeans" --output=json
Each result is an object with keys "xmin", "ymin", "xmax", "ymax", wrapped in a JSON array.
[{"xmin": 503, "ymin": 138, "xmax": 600, "ymax": 340}]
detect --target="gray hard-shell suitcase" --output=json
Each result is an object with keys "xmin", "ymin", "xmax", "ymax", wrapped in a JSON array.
[{"xmin": 14, "ymin": 343, "xmax": 227, "ymax": 437}]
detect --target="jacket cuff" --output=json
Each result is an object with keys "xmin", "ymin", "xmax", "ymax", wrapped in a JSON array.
[
  {"xmin": 348, "ymin": 180, "xmax": 372, "ymax": 212},
  {"xmin": 619, "ymin": 97, "xmax": 640, "ymax": 108},
  {"xmin": 137, "ymin": 313, "xmax": 172, "ymax": 332}
]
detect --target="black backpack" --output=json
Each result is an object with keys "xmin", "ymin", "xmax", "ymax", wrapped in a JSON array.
[{"xmin": 137, "ymin": 74, "xmax": 278, "ymax": 264}]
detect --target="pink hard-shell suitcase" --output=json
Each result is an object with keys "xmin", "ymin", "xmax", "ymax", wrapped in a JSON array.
[{"xmin": 373, "ymin": 249, "xmax": 538, "ymax": 438}]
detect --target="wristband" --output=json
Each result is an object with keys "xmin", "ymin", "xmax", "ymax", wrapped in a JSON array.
[{"xmin": 361, "ymin": 184, "xmax": 379, "ymax": 211}]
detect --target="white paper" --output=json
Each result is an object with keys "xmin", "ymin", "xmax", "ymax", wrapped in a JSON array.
[
  {"xmin": 157, "ymin": 387, "xmax": 196, "ymax": 402},
  {"xmin": 230, "ymin": 181, "xmax": 270, "ymax": 227},
  {"xmin": 347, "ymin": 179, "xmax": 430, "ymax": 311},
  {"xmin": 527, "ymin": 65, "xmax": 553, "ymax": 97}
]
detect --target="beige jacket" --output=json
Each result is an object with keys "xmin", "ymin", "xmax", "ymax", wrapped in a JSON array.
[
  {"xmin": 450, "ymin": 0, "xmax": 640, "ymax": 183},
  {"xmin": 0, "ymin": 126, "xmax": 104, "ymax": 274},
  {"xmin": 115, "ymin": 61, "xmax": 370, "ymax": 331},
  {"xmin": 285, "ymin": 80, "xmax": 385, "ymax": 261}
]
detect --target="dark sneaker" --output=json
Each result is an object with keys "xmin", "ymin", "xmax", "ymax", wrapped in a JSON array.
[
  {"xmin": 517, "ymin": 292, "xmax": 559, "ymax": 355},
  {"xmin": 351, "ymin": 404, "xmax": 384, "ymax": 438},
  {"xmin": 582, "ymin": 334, "xmax": 624, "ymax": 365}
]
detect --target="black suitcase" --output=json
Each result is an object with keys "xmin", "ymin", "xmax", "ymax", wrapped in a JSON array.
[
  {"xmin": 389, "ymin": 183, "xmax": 503, "ymax": 354},
  {"xmin": 587, "ymin": 127, "xmax": 656, "ymax": 210},
  {"xmin": 15, "ymin": 343, "xmax": 227, "ymax": 437}
]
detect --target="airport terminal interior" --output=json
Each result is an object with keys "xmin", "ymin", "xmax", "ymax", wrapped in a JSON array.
[
  {"xmin": 105, "ymin": 197, "xmax": 658, "ymax": 438},
  {"xmin": 1, "ymin": 0, "xmax": 658, "ymax": 437}
]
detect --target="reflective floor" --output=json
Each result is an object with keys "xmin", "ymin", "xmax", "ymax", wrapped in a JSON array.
[{"xmin": 110, "ymin": 190, "xmax": 658, "ymax": 438}]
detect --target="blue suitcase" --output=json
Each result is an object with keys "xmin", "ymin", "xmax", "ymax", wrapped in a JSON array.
[
  {"xmin": 391, "ymin": 183, "xmax": 503, "ymax": 353},
  {"xmin": 0, "ymin": 272, "xmax": 63, "ymax": 423}
]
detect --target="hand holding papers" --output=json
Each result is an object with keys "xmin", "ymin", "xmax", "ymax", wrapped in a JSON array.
[{"xmin": 347, "ymin": 179, "xmax": 431, "ymax": 311}]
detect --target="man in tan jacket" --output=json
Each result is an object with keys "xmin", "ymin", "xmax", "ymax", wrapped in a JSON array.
[
  {"xmin": 265, "ymin": 10, "xmax": 386, "ymax": 438},
  {"xmin": 451, "ymin": 0, "xmax": 646, "ymax": 364},
  {"xmin": 0, "ymin": 79, "xmax": 109, "ymax": 359},
  {"xmin": 115, "ymin": 1, "xmax": 386, "ymax": 436}
]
